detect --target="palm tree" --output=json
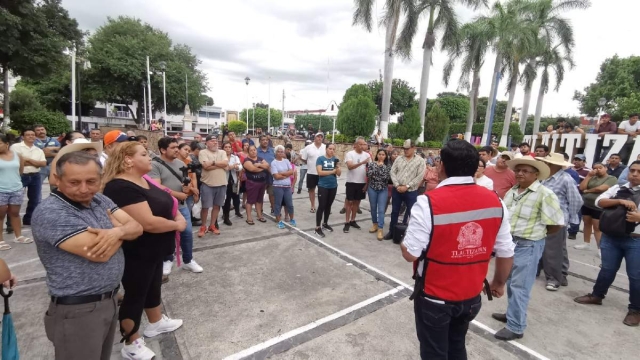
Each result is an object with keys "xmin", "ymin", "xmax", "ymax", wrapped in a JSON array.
[
  {"xmin": 396, "ymin": 0, "xmax": 488, "ymax": 142},
  {"xmin": 352, "ymin": 0, "xmax": 413, "ymax": 138},
  {"xmin": 532, "ymin": 43, "xmax": 574, "ymax": 133},
  {"xmin": 443, "ymin": 20, "xmax": 492, "ymax": 142}
]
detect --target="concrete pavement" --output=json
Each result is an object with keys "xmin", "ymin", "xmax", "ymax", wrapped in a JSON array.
[{"xmin": 0, "ymin": 178, "xmax": 636, "ymax": 360}]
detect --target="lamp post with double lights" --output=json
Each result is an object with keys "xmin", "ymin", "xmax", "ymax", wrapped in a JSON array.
[
  {"xmin": 159, "ymin": 61, "xmax": 168, "ymax": 136},
  {"xmin": 245, "ymin": 77, "xmax": 251, "ymax": 134}
]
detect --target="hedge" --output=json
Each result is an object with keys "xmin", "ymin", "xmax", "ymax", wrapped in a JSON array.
[{"xmin": 448, "ymin": 122, "xmax": 524, "ymax": 144}]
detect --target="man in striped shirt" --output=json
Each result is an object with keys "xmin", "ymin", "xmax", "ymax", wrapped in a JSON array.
[{"xmin": 491, "ymin": 157, "xmax": 564, "ymax": 341}]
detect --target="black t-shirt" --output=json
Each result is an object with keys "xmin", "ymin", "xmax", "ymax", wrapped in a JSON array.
[
  {"xmin": 243, "ymin": 157, "xmax": 267, "ymax": 182},
  {"xmin": 103, "ymin": 178, "xmax": 175, "ymax": 259}
]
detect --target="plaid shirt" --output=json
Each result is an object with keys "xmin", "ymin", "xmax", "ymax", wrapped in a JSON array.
[
  {"xmin": 390, "ymin": 155, "xmax": 426, "ymax": 192},
  {"xmin": 504, "ymin": 181, "xmax": 564, "ymax": 240},
  {"xmin": 541, "ymin": 170, "xmax": 583, "ymax": 225}
]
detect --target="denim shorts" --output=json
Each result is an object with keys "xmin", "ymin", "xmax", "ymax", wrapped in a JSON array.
[{"xmin": 0, "ymin": 190, "xmax": 24, "ymax": 206}]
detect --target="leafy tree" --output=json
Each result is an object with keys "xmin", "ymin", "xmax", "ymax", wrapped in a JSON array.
[
  {"xmin": 294, "ymin": 114, "xmax": 333, "ymax": 132},
  {"xmin": 342, "ymin": 84, "xmax": 373, "ymax": 104},
  {"xmin": 0, "ymin": 0, "xmax": 82, "ymax": 129},
  {"xmin": 336, "ymin": 96, "xmax": 377, "ymax": 137},
  {"xmin": 616, "ymin": 93, "xmax": 640, "ymax": 119},
  {"xmin": 366, "ymin": 79, "xmax": 417, "ymax": 115},
  {"xmin": 227, "ymin": 120, "xmax": 246, "ymax": 135},
  {"xmin": 11, "ymin": 109, "xmax": 70, "ymax": 135},
  {"xmin": 428, "ymin": 96, "xmax": 469, "ymax": 123},
  {"xmin": 388, "ymin": 105, "xmax": 421, "ymax": 141},
  {"xmin": 86, "ymin": 17, "xmax": 209, "ymax": 123},
  {"xmin": 475, "ymin": 97, "xmax": 508, "ymax": 123},
  {"xmin": 9, "ymin": 86, "xmax": 43, "ymax": 114},
  {"xmin": 254, "ymin": 102, "xmax": 269, "ymax": 109},
  {"xmin": 424, "ymin": 103, "xmax": 450, "ymax": 142},
  {"xmin": 574, "ymin": 56, "xmax": 640, "ymax": 122},
  {"xmin": 239, "ymin": 107, "xmax": 283, "ymax": 131}
]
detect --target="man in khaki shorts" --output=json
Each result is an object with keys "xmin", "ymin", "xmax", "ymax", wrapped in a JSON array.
[{"xmin": 198, "ymin": 135, "xmax": 228, "ymax": 237}]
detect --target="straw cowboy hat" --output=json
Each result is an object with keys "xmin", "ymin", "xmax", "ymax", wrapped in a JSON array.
[
  {"xmin": 507, "ymin": 157, "xmax": 551, "ymax": 181},
  {"xmin": 535, "ymin": 153, "xmax": 573, "ymax": 167},
  {"xmin": 54, "ymin": 138, "xmax": 103, "ymax": 161}
]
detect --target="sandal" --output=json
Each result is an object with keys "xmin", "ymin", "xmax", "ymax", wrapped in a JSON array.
[
  {"xmin": 246, "ymin": 220, "xmax": 255, "ymax": 225},
  {"xmin": 0, "ymin": 242, "xmax": 11, "ymax": 251},
  {"xmin": 14, "ymin": 236, "xmax": 33, "ymax": 244},
  {"xmin": 310, "ymin": 208, "xmax": 316, "ymax": 213},
  {"xmin": 257, "ymin": 218, "xmax": 267, "ymax": 223}
]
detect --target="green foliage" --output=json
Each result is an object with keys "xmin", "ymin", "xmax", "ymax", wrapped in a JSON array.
[
  {"xmin": 616, "ymin": 93, "xmax": 640, "ymax": 119},
  {"xmin": 392, "ymin": 139, "xmax": 405, "ymax": 146},
  {"xmin": 294, "ymin": 114, "xmax": 333, "ymax": 132},
  {"xmin": 449, "ymin": 121, "xmax": 524, "ymax": 144},
  {"xmin": 388, "ymin": 105, "xmax": 421, "ymax": 141},
  {"xmin": 474, "ymin": 98, "xmax": 509, "ymax": 123},
  {"xmin": 11, "ymin": 110, "xmax": 70, "ymax": 135},
  {"xmin": 573, "ymin": 55, "xmax": 640, "ymax": 121},
  {"xmin": 332, "ymin": 134, "xmax": 356, "ymax": 144},
  {"xmin": 9, "ymin": 87, "xmax": 43, "ymax": 114},
  {"xmin": 424, "ymin": 103, "xmax": 450, "ymax": 142},
  {"xmin": 342, "ymin": 84, "xmax": 373, "ymax": 104},
  {"xmin": 227, "ymin": 120, "xmax": 246, "ymax": 135},
  {"xmin": 239, "ymin": 107, "xmax": 283, "ymax": 131},
  {"xmin": 365, "ymin": 79, "xmax": 417, "ymax": 114},
  {"xmin": 336, "ymin": 96, "xmax": 377, "ymax": 137},
  {"xmin": 428, "ymin": 96, "xmax": 470, "ymax": 123},
  {"xmin": 86, "ymin": 16, "xmax": 209, "ymax": 122}
]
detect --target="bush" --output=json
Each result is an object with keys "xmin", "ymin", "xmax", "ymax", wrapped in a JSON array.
[
  {"xmin": 227, "ymin": 120, "xmax": 246, "ymax": 135},
  {"xmin": 11, "ymin": 110, "xmax": 70, "ymax": 135},
  {"xmin": 449, "ymin": 121, "xmax": 524, "ymax": 144},
  {"xmin": 295, "ymin": 114, "xmax": 333, "ymax": 132},
  {"xmin": 336, "ymin": 96, "xmax": 377, "ymax": 137},
  {"xmin": 424, "ymin": 103, "xmax": 450, "ymax": 142},
  {"xmin": 332, "ymin": 134, "xmax": 356, "ymax": 144},
  {"xmin": 392, "ymin": 139, "xmax": 404, "ymax": 146},
  {"xmin": 389, "ymin": 105, "xmax": 421, "ymax": 141}
]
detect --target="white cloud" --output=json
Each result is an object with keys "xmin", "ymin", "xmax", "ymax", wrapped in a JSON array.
[{"xmin": 63, "ymin": 0, "xmax": 639, "ymax": 116}]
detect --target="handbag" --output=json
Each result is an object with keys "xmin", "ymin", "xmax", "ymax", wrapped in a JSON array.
[{"xmin": 599, "ymin": 187, "xmax": 640, "ymax": 237}]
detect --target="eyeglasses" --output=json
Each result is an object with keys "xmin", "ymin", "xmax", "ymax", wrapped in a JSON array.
[{"xmin": 514, "ymin": 169, "xmax": 538, "ymax": 175}]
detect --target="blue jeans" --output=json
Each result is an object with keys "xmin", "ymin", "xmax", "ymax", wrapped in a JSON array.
[
  {"xmin": 40, "ymin": 165, "xmax": 50, "ymax": 185},
  {"xmin": 390, "ymin": 189, "xmax": 418, "ymax": 234},
  {"xmin": 298, "ymin": 168, "xmax": 307, "ymax": 191},
  {"xmin": 506, "ymin": 237, "xmax": 545, "ymax": 334},
  {"xmin": 164, "ymin": 206, "xmax": 193, "ymax": 264},
  {"xmin": 21, "ymin": 173, "xmax": 42, "ymax": 223},
  {"xmin": 592, "ymin": 234, "xmax": 640, "ymax": 311},
  {"xmin": 273, "ymin": 186, "xmax": 293, "ymax": 218},
  {"xmin": 186, "ymin": 195, "xmax": 195, "ymax": 213},
  {"xmin": 367, "ymin": 187, "xmax": 388, "ymax": 229}
]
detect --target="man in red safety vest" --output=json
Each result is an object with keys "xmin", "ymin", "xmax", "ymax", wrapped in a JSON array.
[{"xmin": 401, "ymin": 139, "xmax": 515, "ymax": 359}]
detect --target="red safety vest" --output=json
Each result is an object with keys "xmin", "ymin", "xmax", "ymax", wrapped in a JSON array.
[{"xmin": 416, "ymin": 184, "xmax": 503, "ymax": 302}]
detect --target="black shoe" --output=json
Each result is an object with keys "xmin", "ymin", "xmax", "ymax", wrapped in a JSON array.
[
  {"xmin": 343, "ymin": 223, "xmax": 350, "ymax": 233},
  {"xmin": 5, "ymin": 226, "xmax": 13, "ymax": 234},
  {"xmin": 322, "ymin": 223, "xmax": 334, "ymax": 232},
  {"xmin": 561, "ymin": 276, "xmax": 568, "ymax": 286},
  {"xmin": 349, "ymin": 221, "xmax": 361, "ymax": 230},
  {"xmin": 235, "ymin": 212, "xmax": 243, "ymax": 219},
  {"xmin": 223, "ymin": 218, "xmax": 232, "ymax": 226},
  {"xmin": 191, "ymin": 218, "xmax": 202, "ymax": 226},
  {"xmin": 22, "ymin": 219, "xmax": 31, "ymax": 226},
  {"xmin": 340, "ymin": 208, "xmax": 346, "ymax": 214},
  {"xmin": 314, "ymin": 228, "xmax": 325, "ymax": 238},
  {"xmin": 494, "ymin": 327, "xmax": 523, "ymax": 341},
  {"xmin": 568, "ymin": 233, "xmax": 577, "ymax": 240},
  {"xmin": 297, "ymin": 189, "xmax": 301, "ymax": 194},
  {"xmin": 383, "ymin": 232, "xmax": 393, "ymax": 240},
  {"xmin": 491, "ymin": 313, "xmax": 507, "ymax": 323}
]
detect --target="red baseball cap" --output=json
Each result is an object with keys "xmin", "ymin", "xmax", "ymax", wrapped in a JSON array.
[{"xmin": 103, "ymin": 130, "xmax": 130, "ymax": 146}]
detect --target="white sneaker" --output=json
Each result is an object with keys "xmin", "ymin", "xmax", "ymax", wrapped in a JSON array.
[
  {"xmin": 182, "ymin": 260, "xmax": 203, "ymax": 273},
  {"xmin": 574, "ymin": 243, "xmax": 590, "ymax": 250},
  {"xmin": 121, "ymin": 338, "xmax": 155, "ymax": 360},
  {"xmin": 162, "ymin": 261, "xmax": 172, "ymax": 276},
  {"xmin": 143, "ymin": 314, "xmax": 183, "ymax": 338}
]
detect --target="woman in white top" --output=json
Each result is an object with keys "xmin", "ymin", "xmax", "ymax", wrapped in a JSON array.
[
  {"xmin": 0, "ymin": 134, "xmax": 31, "ymax": 249},
  {"xmin": 222, "ymin": 142, "xmax": 243, "ymax": 225},
  {"xmin": 475, "ymin": 159, "xmax": 494, "ymax": 190}
]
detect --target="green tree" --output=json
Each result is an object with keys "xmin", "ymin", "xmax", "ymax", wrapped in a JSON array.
[
  {"xmin": 342, "ymin": 84, "xmax": 373, "ymax": 104},
  {"xmin": 239, "ymin": 108, "xmax": 283, "ymax": 131},
  {"xmin": 366, "ymin": 78, "xmax": 417, "ymax": 115},
  {"xmin": 0, "ymin": 0, "xmax": 82, "ymax": 129},
  {"xmin": 475, "ymin": 97, "xmax": 508, "ymax": 123},
  {"xmin": 294, "ymin": 114, "xmax": 333, "ymax": 132},
  {"xmin": 11, "ymin": 109, "xmax": 70, "ymax": 135},
  {"xmin": 336, "ymin": 96, "xmax": 377, "ymax": 137},
  {"xmin": 429, "ymin": 96, "xmax": 469, "ymax": 123},
  {"xmin": 573, "ymin": 56, "xmax": 640, "ymax": 122},
  {"xmin": 9, "ymin": 86, "xmax": 43, "ymax": 114},
  {"xmin": 424, "ymin": 102, "xmax": 450, "ymax": 142},
  {"xmin": 616, "ymin": 93, "xmax": 640, "ymax": 119},
  {"xmin": 532, "ymin": 41, "xmax": 573, "ymax": 133},
  {"xmin": 396, "ymin": 0, "xmax": 488, "ymax": 142},
  {"xmin": 389, "ymin": 105, "xmax": 421, "ymax": 141},
  {"xmin": 227, "ymin": 120, "xmax": 246, "ymax": 135},
  {"xmin": 86, "ymin": 17, "xmax": 209, "ymax": 123}
]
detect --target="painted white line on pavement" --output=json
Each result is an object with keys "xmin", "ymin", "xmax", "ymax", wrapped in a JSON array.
[
  {"xmin": 223, "ymin": 286, "xmax": 404, "ymax": 360},
  {"xmin": 6, "ymin": 257, "xmax": 40, "ymax": 268},
  {"xmin": 570, "ymin": 258, "xmax": 628, "ymax": 278},
  {"xmin": 281, "ymin": 225, "xmax": 551, "ymax": 360}
]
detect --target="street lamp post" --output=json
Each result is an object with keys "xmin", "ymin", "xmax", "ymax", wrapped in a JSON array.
[
  {"xmin": 142, "ymin": 82, "xmax": 147, "ymax": 125},
  {"xmin": 598, "ymin": 97, "xmax": 607, "ymax": 117},
  {"xmin": 146, "ymin": 56, "xmax": 152, "ymax": 129},
  {"xmin": 245, "ymin": 77, "xmax": 251, "ymax": 134},
  {"xmin": 252, "ymin": 102, "xmax": 255, "ymax": 134},
  {"xmin": 71, "ymin": 48, "xmax": 76, "ymax": 130},
  {"xmin": 159, "ymin": 61, "xmax": 167, "ymax": 136}
]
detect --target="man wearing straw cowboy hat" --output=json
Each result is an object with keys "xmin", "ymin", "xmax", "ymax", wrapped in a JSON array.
[
  {"xmin": 491, "ymin": 157, "xmax": 564, "ymax": 341},
  {"xmin": 536, "ymin": 153, "xmax": 583, "ymax": 291},
  {"xmin": 48, "ymin": 138, "xmax": 103, "ymax": 188}
]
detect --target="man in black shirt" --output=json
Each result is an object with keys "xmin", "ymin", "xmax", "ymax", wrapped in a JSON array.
[{"xmin": 607, "ymin": 153, "xmax": 627, "ymax": 179}]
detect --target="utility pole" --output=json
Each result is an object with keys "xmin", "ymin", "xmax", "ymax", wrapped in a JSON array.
[
  {"xmin": 282, "ymin": 89, "xmax": 285, "ymax": 133},
  {"xmin": 267, "ymin": 77, "xmax": 271, "ymax": 135}
]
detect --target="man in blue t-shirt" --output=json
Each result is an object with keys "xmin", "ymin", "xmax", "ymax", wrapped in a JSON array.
[{"xmin": 34, "ymin": 124, "xmax": 61, "ymax": 185}]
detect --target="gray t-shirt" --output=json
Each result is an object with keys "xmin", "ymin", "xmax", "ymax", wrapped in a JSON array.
[
  {"xmin": 148, "ymin": 157, "xmax": 187, "ymax": 208},
  {"xmin": 32, "ymin": 192, "xmax": 124, "ymax": 297}
]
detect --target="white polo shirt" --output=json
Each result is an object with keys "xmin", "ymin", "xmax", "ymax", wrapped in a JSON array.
[
  {"xmin": 10, "ymin": 142, "xmax": 45, "ymax": 174},
  {"xmin": 302, "ymin": 143, "xmax": 326, "ymax": 175},
  {"xmin": 345, "ymin": 150, "xmax": 370, "ymax": 183}
]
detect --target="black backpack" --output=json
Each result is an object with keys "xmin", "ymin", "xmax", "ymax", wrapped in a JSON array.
[{"xmin": 599, "ymin": 187, "xmax": 640, "ymax": 237}]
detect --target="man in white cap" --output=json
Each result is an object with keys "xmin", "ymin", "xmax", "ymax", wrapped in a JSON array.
[
  {"xmin": 301, "ymin": 133, "xmax": 326, "ymax": 213},
  {"xmin": 491, "ymin": 157, "xmax": 564, "ymax": 341},
  {"xmin": 536, "ymin": 153, "xmax": 583, "ymax": 291}
]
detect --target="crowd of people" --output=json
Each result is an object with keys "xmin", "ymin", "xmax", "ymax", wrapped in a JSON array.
[{"xmin": 0, "ymin": 115, "xmax": 639, "ymax": 359}]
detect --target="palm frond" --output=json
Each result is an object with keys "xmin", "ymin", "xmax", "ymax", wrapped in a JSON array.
[
  {"xmin": 395, "ymin": 0, "xmax": 421, "ymax": 59},
  {"xmin": 551, "ymin": 0, "xmax": 591, "ymax": 14},
  {"xmin": 435, "ymin": 0, "xmax": 460, "ymax": 52},
  {"xmin": 353, "ymin": 0, "xmax": 375, "ymax": 31}
]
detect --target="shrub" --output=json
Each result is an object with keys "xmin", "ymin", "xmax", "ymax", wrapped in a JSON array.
[
  {"xmin": 11, "ymin": 110, "xmax": 70, "ymax": 135},
  {"xmin": 336, "ymin": 96, "xmax": 377, "ymax": 137},
  {"xmin": 332, "ymin": 134, "xmax": 356, "ymax": 144},
  {"xmin": 227, "ymin": 120, "xmax": 246, "ymax": 135},
  {"xmin": 424, "ymin": 103, "xmax": 450, "ymax": 142},
  {"xmin": 392, "ymin": 139, "xmax": 404, "ymax": 146}
]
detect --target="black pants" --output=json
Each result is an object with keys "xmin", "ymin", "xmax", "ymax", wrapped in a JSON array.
[
  {"xmin": 222, "ymin": 175, "xmax": 240, "ymax": 217},
  {"xmin": 414, "ymin": 294, "xmax": 481, "ymax": 360},
  {"xmin": 316, "ymin": 186, "xmax": 337, "ymax": 227}
]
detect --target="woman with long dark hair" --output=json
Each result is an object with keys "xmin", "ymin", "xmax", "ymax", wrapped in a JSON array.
[
  {"xmin": 366, "ymin": 149, "xmax": 390, "ymax": 240},
  {"xmin": 243, "ymin": 145, "xmax": 269, "ymax": 224},
  {"xmin": 314, "ymin": 143, "xmax": 340, "ymax": 237},
  {"xmin": 102, "ymin": 142, "xmax": 185, "ymax": 359},
  {"xmin": 60, "ymin": 131, "xmax": 85, "ymax": 147},
  {"xmin": 222, "ymin": 142, "xmax": 243, "ymax": 225}
]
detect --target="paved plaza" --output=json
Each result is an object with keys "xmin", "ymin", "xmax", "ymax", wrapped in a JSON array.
[{"xmin": 0, "ymin": 177, "xmax": 636, "ymax": 360}]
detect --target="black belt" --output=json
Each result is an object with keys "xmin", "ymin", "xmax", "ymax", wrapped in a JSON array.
[
  {"xmin": 23, "ymin": 173, "xmax": 40, "ymax": 176},
  {"xmin": 51, "ymin": 287, "xmax": 119, "ymax": 305}
]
